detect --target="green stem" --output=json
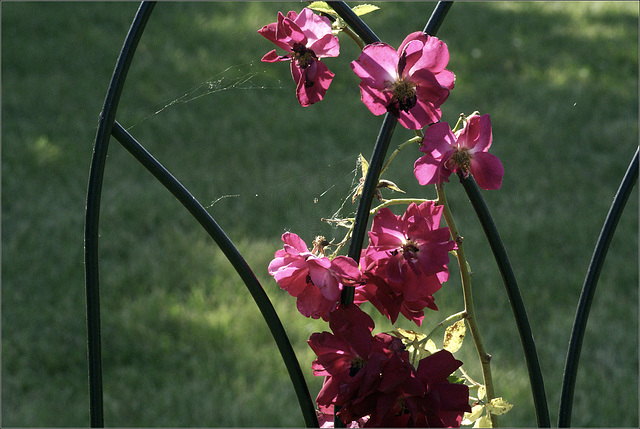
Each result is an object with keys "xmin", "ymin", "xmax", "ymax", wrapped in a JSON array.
[
  {"xmin": 436, "ymin": 183, "xmax": 498, "ymax": 428},
  {"xmin": 422, "ymin": 310, "xmax": 467, "ymax": 344},
  {"xmin": 380, "ymin": 136, "xmax": 423, "ymax": 176},
  {"xmin": 328, "ymin": 222, "xmax": 355, "ymax": 259},
  {"xmin": 370, "ymin": 198, "xmax": 434, "ymax": 214},
  {"xmin": 341, "ymin": 23, "xmax": 366, "ymax": 50},
  {"xmin": 451, "ymin": 113, "xmax": 465, "ymax": 133}
]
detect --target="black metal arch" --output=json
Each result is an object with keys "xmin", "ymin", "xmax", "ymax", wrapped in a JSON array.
[{"xmin": 85, "ymin": 1, "xmax": 637, "ymax": 428}]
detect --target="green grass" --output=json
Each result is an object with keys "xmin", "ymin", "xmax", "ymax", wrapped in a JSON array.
[{"xmin": 2, "ymin": 1, "xmax": 638, "ymax": 427}]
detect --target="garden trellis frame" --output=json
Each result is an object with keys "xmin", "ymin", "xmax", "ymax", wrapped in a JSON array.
[{"xmin": 84, "ymin": 2, "xmax": 638, "ymax": 427}]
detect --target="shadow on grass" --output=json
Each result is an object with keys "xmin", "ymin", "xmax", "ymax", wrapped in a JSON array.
[{"xmin": 2, "ymin": 1, "xmax": 637, "ymax": 427}]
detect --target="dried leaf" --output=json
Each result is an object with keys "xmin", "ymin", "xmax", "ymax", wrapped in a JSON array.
[
  {"xmin": 352, "ymin": 153, "xmax": 369, "ymax": 203},
  {"xmin": 393, "ymin": 328, "xmax": 427, "ymax": 353},
  {"xmin": 461, "ymin": 404, "xmax": 484, "ymax": 425},
  {"xmin": 477, "ymin": 385, "xmax": 486, "ymax": 400},
  {"xmin": 474, "ymin": 414, "xmax": 492, "ymax": 428},
  {"xmin": 487, "ymin": 397, "xmax": 513, "ymax": 416},
  {"xmin": 425, "ymin": 338, "xmax": 439, "ymax": 354},
  {"xmin": 359, "ymin": 153, "xmax": 369, "ymax": 176},
  {"xmin": 377, "ymin": 179, "xmax": 405, "ymax": 194},
  {"xmin": 443, "ymin": 319, "xmax": 466, "ymax": 353}
]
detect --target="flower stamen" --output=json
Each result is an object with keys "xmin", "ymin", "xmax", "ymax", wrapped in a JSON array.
[
  {"xmin": 402, "ymin": 238, "xmax": 420, "ymax": 261},
  {"xmin": 391, "ymin": 79, "xmax": 418, "ymax": 112},
  {"xmin": 450, "ymin": 149, "xmax": 472, "ymax": 172},
  {"xmin": 312, "ymin": 235, "xmax": 330, "ymax": 256},
  {"xmin": 292, "ymin": 42, "xmax": 316, "ymax": 68},
  {"xmin": 349, "ymin": 357, "xmax": 366, "ymax": 377}
]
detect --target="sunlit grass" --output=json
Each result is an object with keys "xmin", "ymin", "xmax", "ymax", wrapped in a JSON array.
[{"xmin": 2, "ymin": 1, "xmax": 637, "ymax": 427}]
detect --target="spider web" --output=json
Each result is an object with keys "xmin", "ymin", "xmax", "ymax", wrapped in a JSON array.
[
  {"xmin": 120, "ymin": 61, "xmax": 368, "ymax": 244},
  {"xmin": 125, "ymin": 61, "xmax": 285, "ymax": 131}
]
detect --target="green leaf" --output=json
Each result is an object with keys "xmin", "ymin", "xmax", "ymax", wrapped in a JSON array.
[
  {"xmin": 487, "ymin": 397, "xmax": 513, "ymax": 416},
  {"xmin": 443, "ymin": 319, "xmax": 466, "ymax": 353},
  {"xmin": 308, "ymin": 1, "xmax": 338, "ymax": 16},
  {"xmin": 447, "ymin": 374, "xmax": 466, "ymax": 385},
  {"xmin": 352, "ymin": 4, "xmax": 380, "ymax": 16}
]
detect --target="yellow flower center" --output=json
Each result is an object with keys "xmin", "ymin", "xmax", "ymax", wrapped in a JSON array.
[{"xmin": 402, "ymin": 238, "xmax": 419, "ymax": 260}]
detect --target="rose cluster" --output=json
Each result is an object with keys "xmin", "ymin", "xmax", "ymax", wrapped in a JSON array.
[
  {"xmin": 310, "ymin": 306, "xmax": 470, "ymax": 428},
  {"xmin": 268, "ymin": 202, "xmax": 470, "ymax": 427},
  {"xmin": 268, "ymin": 201, "xmax": 453, "ymax": 325},
  {"xmin": 260, "ymin": 6, "xmax": 505, "ymax": 427},
  {"xmin": 258, "ymin": 7, "xmax": 503, "ymax": 191}
]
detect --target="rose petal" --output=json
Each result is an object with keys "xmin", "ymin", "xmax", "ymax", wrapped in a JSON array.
[
  {"xmin": 293, "ymin": 60, "xmax": 334, "ymax": 106},
  {"xmin": 258, "ymin": 21, "xmax": 294, "ymax": 53},
  {"xmin": 308, "ymin": 258, "xmax": 341, "ymax": 301},
  {"xmin": 412, "ymin": 68, "xmax": 450, "ymax": 109},
  {"xmin": 414, "ymin": 152, "xmax": 454, "ymax": 186},
  {"xmin": 467, "ymin": 114, "xmax": 492, "ymax": 152},
  {"xmin": 296, "ymin": 284, "xmax": 336, "ymax": 318},
  {"xmin": 280, "ymin": 12, "xmax": 307, "ymax": 45},
  {"xmin": 310, "ymin": 32, "xmax": 340, "ymax": 58},
  {"xmin": 358, "ymin": 82, "xmax": 392, "ymax": 116},
  {"xmin": 469, "ymin": 152, "xmax": 504, "ymax": 190},
  {"xmin": 397, "ymin": 96, "xmax": 440, "ymax": 130},
  {"xmin": 350, "ymin": 43, "xmax": 399, "ymax": 89},
  {"xmin": 281, "ymin": 232, "xmax": 310, "ymax": 253},
  {"xmin": 261, "ymin": 49, "xmax": 289, "ymax": 63},
  {"xmin": 409, "ymin": 34, "xmax": 451, "ymax": 75},
  {"xmin": 422, "ymin": 121, "xmax": 457, "ymax": 157},
  {"xmin": 435, "ymin": 69, "xmax": 456, "ymax": 90}
]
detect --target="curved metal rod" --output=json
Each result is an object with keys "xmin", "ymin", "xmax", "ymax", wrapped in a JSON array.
[
  {"xmin": 326, "ymin": 1, "xmax": 381, "ymax": 44},
  {"xmin": 84, "ymin": 2, "xmax": 156, "ymax": 426},
  {"xmin": 328, "ymin": 0, "xmax": 453, "ymax": 306},
  {"xmin": 459, "ymin": 174, "xmax": 551, "ymax": 427},
  {"xmin": 558, "ymin": 147, "xmax": 639, "ymax": 427},
  {"xmin": 111, "ymin": 122, "xmax": 319, "ymax": 427},
  {"xmin": 343, "ymin": 114, "xmax": 397, "ymax": 304},
  {"xmin": 423, "ymin": 1, "xmax": 454, "ymax": 35},
  {"xmin": 328, "ymin": 3, "xmax": 453, "ymax": 427},
  {"xmin": 326, "ymin": 0, "xmax": 387, "ymax": 308}
]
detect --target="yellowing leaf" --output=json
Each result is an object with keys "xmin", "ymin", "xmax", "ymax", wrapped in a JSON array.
[
  {"xmin": 394, "ymin": 327, "xmax": 425, "ymax": 342},
  {"xmin": 425, "ymin": 338, "xmax": 439, "ymax": 354},
  {"xmin": 359, "ymin": 153, "xmax": 369, "ymax": 176},
  {"xmin": 443, "ymin": 319, "xmax": 466, "ymax": 353},
  {"xmin": 487, "ymin": 397, "xmax": 513, "ymax": 416},
  {"xmin": 461, "ymin": 404, "xmax": 484, "ymax": 425},
  {"xmin": 308, "ymin": 1, "xmax": 338, "ymax": 16},
  {"xmin": 393, "ymin": 328, "xmax": 427, "ymax": 354},
  {"xmin": 352, "ymin": 4, "xmax": 380, "ymax": 16},
  {"xmin": 474, "ymin": 414, "xmax": 492, "ymax": 428},
  {"xmin": 352, "ymin": 154, "xmax": 369, "ymax": 203},
  {"xmin": 477, "ymin": 385, "xmax": 486, "ymax": 400}
]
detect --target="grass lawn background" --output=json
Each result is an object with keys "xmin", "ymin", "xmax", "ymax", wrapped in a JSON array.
[{"xmin": 2, "ymin": 1, "xmax": 638, "ymax": 427}]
